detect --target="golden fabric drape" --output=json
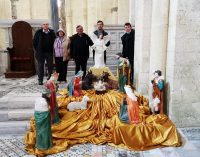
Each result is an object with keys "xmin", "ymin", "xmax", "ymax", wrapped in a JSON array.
[{"xmin": 24, "ymin": 90, "xmax": 181, "ymax": 156}]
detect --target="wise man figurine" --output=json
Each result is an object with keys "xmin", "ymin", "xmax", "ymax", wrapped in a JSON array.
[
  {"xmin": 45, "ymin": 72, "xmax": 60, "ymax": 124},
  {"xmin": 151, "ymin": 70, "xmax": 164, "ymax": 114},
  {"xmin": 34, "ymin": 88, "xmax": 53, "ymax": 150}
]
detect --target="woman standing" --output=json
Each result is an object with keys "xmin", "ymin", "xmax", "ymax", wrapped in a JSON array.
[{"xmin": 54, "ymin": 28, "xmax": 70, "ymax": 83}]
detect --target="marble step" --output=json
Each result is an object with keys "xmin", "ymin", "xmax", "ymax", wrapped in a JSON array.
[
  {"xmin": 0, "ymin": 121, "xmax": 29, "ymax": 135},
  {"xmin": 0, "ymin": 109, "xmax": 34, "ymax": 121},
  {"xmin": 68, "ymin": 60, "xmax": 118, "ymax": 66},
  {"xmin": 0, "ymin": 94, "xmax": 39, "ymax": 110}
]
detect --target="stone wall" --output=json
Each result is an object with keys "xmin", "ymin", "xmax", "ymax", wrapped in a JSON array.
[
  {"xmin": 166, "ymin": 0, "xmax": 200, "ymax": 127},
  {"xmin": 65, "ymin": 0, "xmax": 129, "ymax": 36},
  {"xmin": 0, "ymin": 0, "xmax": 50, "ymax": 49},
  {"xmin": 134, "ymin": 0, "xmax": 152, "ymax": 95}
]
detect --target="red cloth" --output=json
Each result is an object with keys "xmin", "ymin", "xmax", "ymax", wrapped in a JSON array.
[
  {"xmin": 73, "ymin": 77, "xmax": 83, "ymax": 97},
  {"xmin": 126, "ymin": 95, "xmax": 140, "ymax": 124},
  {"xmin": 152, "ymin": 80, "xmax": 164, "ymax": 114},
  {"xmin": 45, "ymin": 81, "xmax": 56, "ymax": 123}
]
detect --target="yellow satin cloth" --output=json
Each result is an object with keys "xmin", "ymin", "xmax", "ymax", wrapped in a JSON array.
[{"xmin": 24, "ymin": 90, "xmax": 180, "ymax": 156}]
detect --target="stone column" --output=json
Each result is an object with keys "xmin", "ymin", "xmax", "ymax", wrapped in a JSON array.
[
  {"xmin": 66, "ymin": 0, "xmax": 73, "ymax": 35},
  {"xmin": 148, "ymin": 0, "xmax": 169, "ymax": 109},
  {"xmin": 166, "ymin": 0, "xmax": 200, "ymax": 127},
  {"xmin": 149, "ymin": 0, "xmax": 169, "ymax": 77},
  {"xmin": 0, "ymin": 51, "xmax": 10, "ymax": 74},
  {"xmin": 29, "ymin": 0, "xmax": 33, "ymax": 19},
  {"xmin": 134, "ymin": 0, "xmax": 152, "ymax": 95},
  {"xmin": 59, "ymin": 0, "xmax": 66, "ymax": 32},
  {"xmin": 87, "ymin": 0, "xmax": 96, "ymax": 34},
  {"xmin": 83, "ymin": 0, "xmax": 88, "ymax": 33},
  {"xmin": 129, "ymin": 0, "xmax": 135, "ymax": 25},
  {"xmin": 50, "ymin": 0, "xmax": 59, "ymax": 31},
  {"xmin": 96, "ymin": 0, "xmax": 102, "ymax": 20},
  {"xmin": 112, "ymin": 0, "xmax": 118, "ymax": 24},
  {"xmin": 10, "ymin": 0, "xmax": 18, "ymax": 19}
]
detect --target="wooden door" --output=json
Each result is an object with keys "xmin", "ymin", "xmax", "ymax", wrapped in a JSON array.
[
  {"xmin": 12, "ymin": 21, "xmax": 35, "ymax": 71},
  {"xmin": 5, "ymin": 21, "xmax": 35, "ymax": 78}
]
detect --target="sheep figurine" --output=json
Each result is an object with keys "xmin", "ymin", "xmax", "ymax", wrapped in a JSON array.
[{"xmin": 67, "ymin": 95, "xmax": 90, "ymax": 111}]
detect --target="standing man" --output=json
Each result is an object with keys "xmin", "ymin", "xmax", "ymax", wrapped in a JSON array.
[
  {"xmin": 70, "ymin": 25, "xmax": 94, "ymax": 78},
  {"xmin": 121, "ymin": 22, "xmax": 135, "ymax": 83},
  {"xmin": 93, "ymin": 20, "xmax": 110, "ymax": 64},
  {"xmin": 33, "ymin": 22, "xmax": 56, "ymax": 85}
]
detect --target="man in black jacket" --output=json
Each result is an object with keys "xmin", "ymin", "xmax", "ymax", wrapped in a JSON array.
[
  {"xmin": 70, "ymin": 25, "xmax": 94, "ymax": 78},
  {"xmin": 121, "ymin": 22, "xmax": 135, "ymax": 83},
  {"xmin": 33, "ymin": 22, "xmax": 56, "ymax": 85},
  {"xmin": 93, "ymin": 20, "xmax": 110, "ymax": 64}
]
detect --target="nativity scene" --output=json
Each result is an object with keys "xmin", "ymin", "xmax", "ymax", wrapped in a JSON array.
[{"xmin": 24, "ymin": 63, "xmax": 181, "ymax": 156}]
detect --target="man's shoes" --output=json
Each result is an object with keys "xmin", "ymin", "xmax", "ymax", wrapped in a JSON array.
[{"xmin": 38, "ymin": 81, "xmax": 43, "ymax": 85}]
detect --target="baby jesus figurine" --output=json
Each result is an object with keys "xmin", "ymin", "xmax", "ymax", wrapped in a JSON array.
[
  {"xmin": 93, "ymin": 79, "xmax": 107, "ymax": 94},
  {"xmin": 151, "ymin": 70, "xmax": 164, "ymax": 114}
]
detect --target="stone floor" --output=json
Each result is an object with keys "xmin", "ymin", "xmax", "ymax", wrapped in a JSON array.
[
  {"xmin": 0, "ymin": 127, "xmax": 200, "ymax": 157},
  {"xmin": 0, "ymin": 75, "xmax": 200, "ymax": 157}
]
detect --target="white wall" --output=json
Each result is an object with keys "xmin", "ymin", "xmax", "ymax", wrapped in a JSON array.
[{"xmin": 166, "ymin": 0, "xmax": 200, "ymax": 127}]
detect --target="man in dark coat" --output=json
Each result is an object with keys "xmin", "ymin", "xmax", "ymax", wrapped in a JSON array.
[
  {"xmin": 121, "ymin": 22, "xmax": 135, "ymax": 83},
  {"xmin": 33, "ymin": 22, "xmax": 56, "ymax": 85},
  {"xmin": 93, "ymin": 20, "xmax": 110, "ymax": 64},
  {"xmin": 70, "ymin": 25, "xmax": 94, "ymax": 78}
]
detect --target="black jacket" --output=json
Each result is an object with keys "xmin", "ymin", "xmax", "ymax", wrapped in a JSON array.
[
  {"xmin": 121, "ymin": 29, "xmax": 135, "ymax": 61},
  {"xmin": 33, "ymin": 28, "xmax": 56, "ymax": 60},
  {"xmin": 70, "ymin": 33, "xmax": 93, "ymax": 61},
  {"xmin": 93, "ymin": 30, "xmax": 110, "ymax": 47}
]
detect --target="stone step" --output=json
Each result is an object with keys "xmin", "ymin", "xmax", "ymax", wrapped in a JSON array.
[
  {"xmin": 0, "ymin": 121, "xmax": 29, "ymax": 135},
  {"xmin": 0, "ymin": 110, "xmax": 8, "ymax": 122},
  {"xmin": 0, "ymin": 95, "xmax": 39, "ymax": 110},
  {"xmin": 8, "ymin": 109, "xmax": 34, "ymax": 121},
  {"xmin": 0, "ymin": 109, "xmax": 34, "ymax": 121},
  {"xmin": 67, "ymin": 65, "xmax": 117, "ymax": 71},
  {"xmin": 68, "ymin": 61, "xmax": 118, "ymax": 66}
]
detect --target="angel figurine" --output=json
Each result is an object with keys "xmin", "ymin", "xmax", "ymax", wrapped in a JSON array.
[{"xmin": 91, "ymin": 34, "xmax": 110, "ymax": 68}]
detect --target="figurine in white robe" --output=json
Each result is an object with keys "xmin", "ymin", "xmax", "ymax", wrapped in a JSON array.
[{"xmin": 91, "ymin": 34, "xmax": 110, "ymax": 68}]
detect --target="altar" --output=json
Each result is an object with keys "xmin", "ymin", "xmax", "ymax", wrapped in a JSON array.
[{"xmin": 24, "ymin": 89, "xmax": 180, "ymax": 156}]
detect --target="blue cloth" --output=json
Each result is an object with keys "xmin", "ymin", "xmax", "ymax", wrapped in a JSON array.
[
  {"xmin": 157, "ymin": 80, "xmax": 164, "ymax": 90},
  {"xmin": 119, "ymin": 98, "xmax": 129, "ymax": 123},
  {"xmin": 68, "ymin": 79, "xmax": 73, "ymax": 96},
  {"xmin": 68, "ymin": 71, "xmax": 83, "ymax": 96}
]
